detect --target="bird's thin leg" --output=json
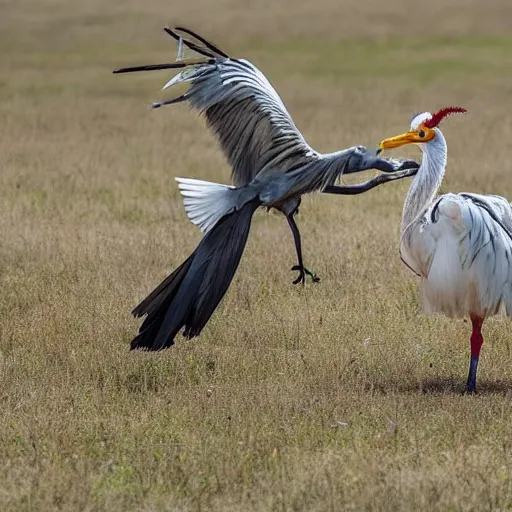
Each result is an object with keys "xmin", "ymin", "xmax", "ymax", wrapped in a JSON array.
[
  {"xmin": 466, "ymin": 315, "xmax": 484, "ymax": 393},
  {"xmin": 286, "ymin": 214, "xmax": 320, "ymax": 286}
]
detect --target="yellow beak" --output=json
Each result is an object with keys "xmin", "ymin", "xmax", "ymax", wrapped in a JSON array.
[{"xmin": 379, "ymin": 131, "xmax": 420, "ymax": 150}]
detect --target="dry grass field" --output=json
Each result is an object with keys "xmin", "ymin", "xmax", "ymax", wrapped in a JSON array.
[{"xmin": 2, "ymin": 0, "xmax": 512, "ymax": 510}]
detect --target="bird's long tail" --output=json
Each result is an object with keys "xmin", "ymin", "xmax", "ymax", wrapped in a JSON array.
[
  {"xmin": 131, "ymin": 199, "xmax": 260, "ymax": 351},
  {"xmin": 176, "ymin": 177, "xmax": 255, "ymax": 233}
]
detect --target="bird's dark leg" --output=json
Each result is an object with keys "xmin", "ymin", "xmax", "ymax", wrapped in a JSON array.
[
  {"xmin": 286, "ymin": 214, "xmax": 320, "ymax": 286},
  {"xmin": 466, "ymin": 315, "xmax": 484, "ymax": 393}
]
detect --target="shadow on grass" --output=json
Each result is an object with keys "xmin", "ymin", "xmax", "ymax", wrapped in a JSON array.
[{"xmin": 369, "ymin": 378, "xmax": 512, "ymax": 396}]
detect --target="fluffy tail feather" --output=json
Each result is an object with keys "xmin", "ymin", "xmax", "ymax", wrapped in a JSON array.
[
  {"xmin": 130, "ymin": 199, "xmax": 260, "ymax": 351},
  {"xmin": 176, "ymin": 177, "xmax": 243, "ymax": 233}
]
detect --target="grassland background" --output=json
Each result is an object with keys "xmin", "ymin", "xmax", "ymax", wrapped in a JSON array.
[{"xmin": 2, "ymin": 0, "xmax": 512, "ymax": 510}]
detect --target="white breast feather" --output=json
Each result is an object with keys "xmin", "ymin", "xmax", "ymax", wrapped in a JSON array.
[{"xmin": 404, "ymin": 193, "xmax": 512, "ymax": 318}]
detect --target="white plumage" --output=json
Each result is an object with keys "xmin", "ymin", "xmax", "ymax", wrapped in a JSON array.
[
  {"xmin": 409, "ymin": 193, "xmax": 512, "ymax": 319},
  {"xmin": 380, "ymin": 107, "xmax": 512, "ymax": 392}
]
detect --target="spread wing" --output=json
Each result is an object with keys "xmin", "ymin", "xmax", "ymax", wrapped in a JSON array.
[
  {"xmin": 113, "ymin": 28, "xmax": 420, "ymax": 189},
  {"xmin": 117, "ymin": 28, "xmax": 318, "ymax": 187}
]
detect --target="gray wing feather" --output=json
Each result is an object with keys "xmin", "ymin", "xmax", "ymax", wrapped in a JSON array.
[
  {"xmin": 119, "ymin": 29, "xmax": 420, "ymax": 193},
  {"xmin": 162, "ymin": 53, "xmax": 317, "ymax": 187}
]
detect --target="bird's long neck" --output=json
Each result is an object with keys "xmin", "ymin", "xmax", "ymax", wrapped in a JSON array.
[{"xmin": 401, "ymin": 129, "xmax": 447, "ymax": 235}]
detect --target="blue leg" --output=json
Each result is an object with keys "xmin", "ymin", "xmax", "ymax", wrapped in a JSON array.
[{"xmin": 466, "ymin": 355, "xmax": 479, "ymax": 393}]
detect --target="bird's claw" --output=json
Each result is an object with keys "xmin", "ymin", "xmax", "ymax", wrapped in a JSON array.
[
  {"xmin": 390, "ymin": 158, "xmax": 420, "ymax": 172},
  {"xmin": 367, "ymin": 155, "xmax": 420, "ymax": 174},
  {"xmin": 291, "ymin": 265, "xmax": 320, "ymax": 285}
]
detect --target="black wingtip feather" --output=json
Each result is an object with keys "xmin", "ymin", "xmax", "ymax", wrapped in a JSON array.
[
  {"xmin": 112, "ymin": 62, "xmax": 189, "ymax": 74},
  {"xmin": 163, "ymin": 27, "xmax": 179, "ymax": 41},
  {"xmin": 173, "ymin": 27, "xmax": 230, "ymax": 59},
  {"xmin": 164, "ymin": 27, "xmax": 217, "ymax": 59},
  {"xmin": 112, "ymin": 27, "xmax": 226, "ymax": 75}
]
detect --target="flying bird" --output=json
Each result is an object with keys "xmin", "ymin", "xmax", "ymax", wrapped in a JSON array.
[
  {"xmin": 113, "ymin": 27, "xmax": 418, "ymax": 285},
  {"xmin": 113, "ymin": 27, "xmax": 420, "ymax": 351},
  {"xmin": 379, "ymin": 106, "xmax": 512, "ymax": 392}
]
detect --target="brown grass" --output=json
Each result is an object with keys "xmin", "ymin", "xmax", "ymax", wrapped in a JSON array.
[{"xmin": 2, "ymin": 0, "xmax": 512, "ymax": 510}]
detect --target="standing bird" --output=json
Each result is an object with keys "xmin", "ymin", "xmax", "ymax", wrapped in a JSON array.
[
  {"xmin": 113, "ymin": 27, "xmax": 420, "ymax": 351},
  {"xmin": 379, "ymin": 107, "xmax": 512, "ymax": 392}
]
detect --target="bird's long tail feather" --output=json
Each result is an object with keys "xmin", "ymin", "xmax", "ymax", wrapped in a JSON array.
[{"xmin": 130, "ymin": 199, "xmax": 260, "ymax": 351}]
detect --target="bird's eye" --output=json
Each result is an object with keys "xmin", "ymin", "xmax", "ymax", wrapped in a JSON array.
[{"xmin": 418, "ymin": 129, "xmax": 426, "ymax": 138}]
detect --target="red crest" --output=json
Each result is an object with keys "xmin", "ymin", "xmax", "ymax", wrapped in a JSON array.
[{"xmin": 423, "ymin": 107, "xmax": 467, "ymax": 129}]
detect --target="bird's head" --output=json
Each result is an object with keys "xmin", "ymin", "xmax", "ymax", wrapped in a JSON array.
[{"xmin": 378, "ymin": 107, "xmax": 467, "ymax": 152}]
